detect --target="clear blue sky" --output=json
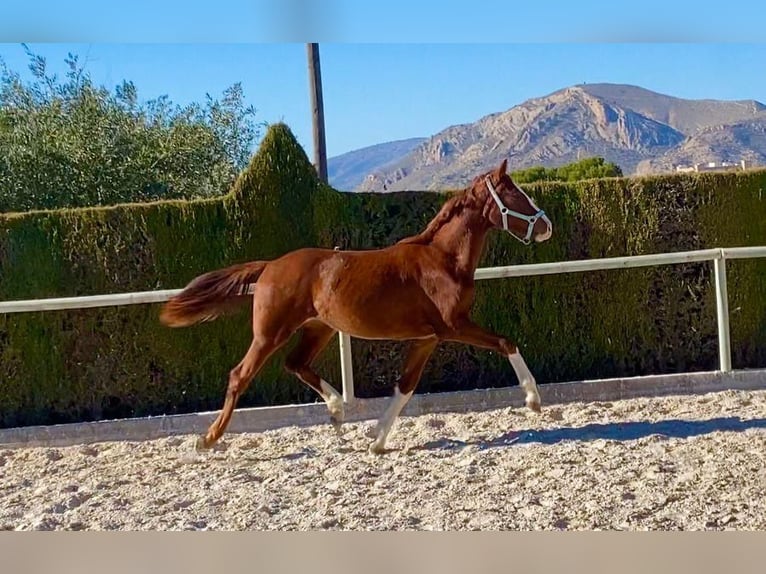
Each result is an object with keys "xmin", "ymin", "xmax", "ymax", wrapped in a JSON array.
[
  {"xmin": 2, "ymin": 0, "xmax": 764, "ymax": 43},
  {"xmin": 1, "ymin": 42, "xmax": 765, "ymax": 158},
  {"xmin": 1, "ymin": 1, "xmax": 764, "ymax": 157}
]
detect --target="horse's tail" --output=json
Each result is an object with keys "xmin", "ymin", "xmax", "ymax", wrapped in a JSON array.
[{"xmin": 159, "ymin": 260, "xmax": 268, "ymax": 328}]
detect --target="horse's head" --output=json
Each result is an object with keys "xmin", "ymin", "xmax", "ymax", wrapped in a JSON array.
[{"xmin": 474, "ymin": 159, "xmax": 552, "ymax": 245}]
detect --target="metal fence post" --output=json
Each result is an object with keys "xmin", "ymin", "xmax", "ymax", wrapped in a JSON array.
[
  {"xmin": 338, "ymin": 332, "xmax": 355, "ymax": 404},
  {"xmin": 713, "ymin": 254, "xmax": 732, "ymax": 373}
]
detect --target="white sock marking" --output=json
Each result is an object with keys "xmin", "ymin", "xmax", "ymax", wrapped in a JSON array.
[
  {"xmin": 320, "ymin": 379, "xmax": 344, "ymax": 421},
  {"xmin": 508, "ymin": 351, "xmax": 541, "ymax": 407},
  {"xmin": 370, "ymin": 387, "xmax": 413, "ymax": 453}
]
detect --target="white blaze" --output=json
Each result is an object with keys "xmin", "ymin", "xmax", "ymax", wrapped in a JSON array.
[{"xmin": 518, "ymin": 184, "xmax": 552, "ymax": 241}]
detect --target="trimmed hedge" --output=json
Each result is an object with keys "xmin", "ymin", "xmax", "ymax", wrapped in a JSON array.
[
  {"xmin": 0, "ymin": 124, "xmax": 335, "ymax": 427},
  {"xmin": 1, "ymin": 123, "xmax": 765, "ymax": 428}
]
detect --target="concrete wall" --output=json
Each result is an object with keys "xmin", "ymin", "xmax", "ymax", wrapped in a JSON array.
[{"xmin": 1, "ymin": 368, "xmax": 765, "ymax": 449}]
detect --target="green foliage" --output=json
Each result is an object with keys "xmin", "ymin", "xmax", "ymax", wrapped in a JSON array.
[
  {"xmin": 512, "ymin": 156, "xmax": 624, "ymax": 184},
  {"xmin": 1, "ymin": 123, "xmax": 765, "ymax": 429},
  {"xmin": 0, "ymin": 122, "xmax": 328, "ymax": 428},
  {"xmin": 0, "ymin": 45, "xmax": 261, "ymax": 212}
]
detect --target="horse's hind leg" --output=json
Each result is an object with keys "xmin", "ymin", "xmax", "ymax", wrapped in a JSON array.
[
  {"xmin": 284, "ymin": 320, "xmax": 344, "ymax": 433},
  {"xmin": 196, "ymin": 304, "xmax": 303, "ymax": 451},
  {"xmin": 196, "ymin": 336, "xmax": 283, "ymax": 451},
  {"xmin": 368, "ymin": 336, "xmax": 438, "ymax": 454}
]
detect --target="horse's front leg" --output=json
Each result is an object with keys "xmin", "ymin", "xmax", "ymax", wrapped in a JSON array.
[
  {"xmin": 367, "ymin": 336, "xmax": 439, "ymax": 454},
  {"xmin": 443, "ymin": 320, "xmax": 541, "ymax": 412}
]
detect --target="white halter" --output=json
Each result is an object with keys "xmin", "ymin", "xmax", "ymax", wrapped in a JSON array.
[{"xmin": 484, "ymin": 176, "xmax": 546, "ymax": 245}]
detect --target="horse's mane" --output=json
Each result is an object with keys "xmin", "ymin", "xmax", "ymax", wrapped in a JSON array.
[{"xmin": 397, "ymin": 187, "xmax": 474, "ymax": 246}]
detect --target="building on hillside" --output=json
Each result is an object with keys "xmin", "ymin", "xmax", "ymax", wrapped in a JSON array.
[{"xmin": 675, "ymin": 159, "xmax": 753, "ymax": 173}]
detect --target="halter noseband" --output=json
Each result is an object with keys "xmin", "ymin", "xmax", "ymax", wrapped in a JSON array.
[{"xmin": 484, "ymin": 175, "xmax": 545, "ymax": 245}]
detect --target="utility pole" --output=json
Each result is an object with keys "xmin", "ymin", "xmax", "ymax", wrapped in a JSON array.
[{"xmin": 307, "ymin": 43, "xmax": 328, "ymax": 183}]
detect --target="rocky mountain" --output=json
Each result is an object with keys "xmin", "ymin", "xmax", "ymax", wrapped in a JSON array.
[
  {"xmin": 635, "ymin": 119, "xmax": 766, "ymax": 174},
  {"xmin": 327, "ymin": 137, "xmax": 426, "ymax": 191},
  {"xmin": 576, "ymin": 84, "xmax": 765, "ymax": 134},
  {"xmin": 348, "ymin": 83, "xmax": 766, "ymax": 192}
]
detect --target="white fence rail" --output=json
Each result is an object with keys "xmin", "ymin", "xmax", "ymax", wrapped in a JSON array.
[{"xmin": 2, "ymin": 246, "xmax": 766, "ymax": 403}]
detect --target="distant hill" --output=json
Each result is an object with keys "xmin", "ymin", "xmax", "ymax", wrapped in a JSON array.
[
  {"xmin": 635, "ymin": 119, "xmax": 766, "ymax": 174},
  {"xmin": 577, "ymin": 83, "xmax": 765, "ymax": 134},
  {"xmin": 327, "ymin": 137, "xmax": 426, "ymax": 190},
  {"xmin": 339, "ymin": 83, "xmax": 766, "ymax": 192}
]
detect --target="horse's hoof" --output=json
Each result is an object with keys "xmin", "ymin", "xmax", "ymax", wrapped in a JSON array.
[
  {"xmin": 328, "ymin": 402, "xmax": 345, "ymax": 431},
  {"xmin": 368, "ymin": 441, "xmax": 387, "ymax": 455},
  {"xmin": 331, "ymin": 417, "xmax": 344, "ymax": 438},
  {"xmin": 195, "ymin": 435, "xmax": 211, "ymax": 452},
  {"xmin": 526, "ymin": 399, "xmax": 542, "ymax": 413}
]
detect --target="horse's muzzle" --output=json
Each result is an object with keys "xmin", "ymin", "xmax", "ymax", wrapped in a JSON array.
[{"xmin": 533, "ymin": 214, "xmax": 553, "ymax": 243}]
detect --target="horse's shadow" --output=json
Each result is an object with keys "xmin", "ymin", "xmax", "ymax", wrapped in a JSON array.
[
  {"xmin": 227, "ymin": 416, "xmax": 766, "ymax": 461},
  {"xmin": 415, "ymin": 416, "xmax": 766, "ymax": 452}
]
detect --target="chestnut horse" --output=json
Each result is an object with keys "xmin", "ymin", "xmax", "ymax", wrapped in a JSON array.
[{"xmin": 160, "ymin": 159, "xmax": 553, "ymax": 454}]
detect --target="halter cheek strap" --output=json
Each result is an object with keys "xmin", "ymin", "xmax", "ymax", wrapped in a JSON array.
[{"xmin": 485, "ymin": 176, "xmax": 545, "ymax": 245}]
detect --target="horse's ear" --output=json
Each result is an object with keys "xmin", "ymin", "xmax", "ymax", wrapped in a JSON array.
[{"xmin": 496, "ymin": 158, "xmax": 508, "ymax": 176}]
